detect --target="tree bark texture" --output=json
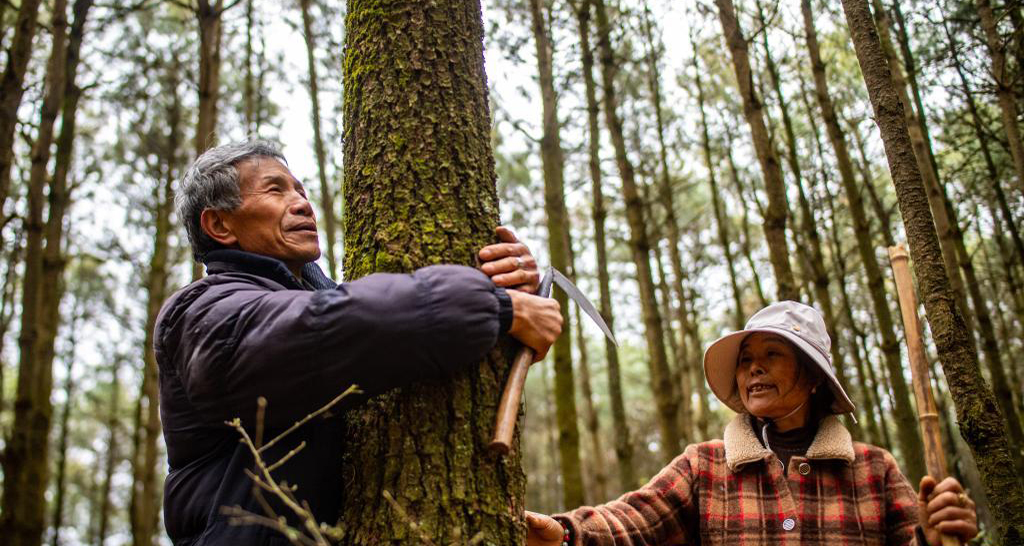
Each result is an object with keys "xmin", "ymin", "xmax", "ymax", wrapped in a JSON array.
[
  {"xmin": 0, "ymin": 0, "xmax": 44, "ymax": 218},
  {"xmin": 574, "ymin": 0, "xmax": 635, "ymax": 491},
  {"xmin": 339, "ymin": 1, "xmax": 525, "ymax": 542},
  {"xmin": 714, "ymin": 0, "xmax": 799, "ymax": 303},
  {"xmin": 300, "ymin": 0, "xmax": 340, "ymax": 279},
  {"xmin": 842, "ymin": 0, "xmax": 1024, "ymax": 542},
  {"xmin": 0, "ymin": 2, "xmax": 72, "ymax": 543},
  {"xmin": 528, "ymin": 0, "xmax": 585, "ymax": 508},
  {"xmin": 802, "ymin": 0, "xmax": 926, "ymax": 483},
  {"xmin": 593, "ymin": 0, "xmax": 680, "ymax": 460}
]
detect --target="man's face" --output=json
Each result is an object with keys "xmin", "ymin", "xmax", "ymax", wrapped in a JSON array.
[{"xmin": 217, "ymin": 157, "xmax": 321, "ymax": 271}]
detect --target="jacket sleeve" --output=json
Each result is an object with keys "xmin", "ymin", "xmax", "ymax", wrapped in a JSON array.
[
  {"xmin": 554, "ymin": 444, "xmax": 699, "ymax": 545},
  {"xmin": 882, "ymin": 451, "xmax": 926, "ymax": 546},
  {"xmin": 159, "ymin": 264, "xmax": 512, "ymax": 431}
]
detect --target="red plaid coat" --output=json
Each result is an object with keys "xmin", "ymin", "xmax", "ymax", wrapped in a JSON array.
[{"xmin": 556, "ymin": 414, "xmax": 924, "ymax": 545}]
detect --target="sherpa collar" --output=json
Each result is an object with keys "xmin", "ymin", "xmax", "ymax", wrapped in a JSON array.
[{"xmin": 724, "ymin": 413, "xmax": 855, "ymax": 472}]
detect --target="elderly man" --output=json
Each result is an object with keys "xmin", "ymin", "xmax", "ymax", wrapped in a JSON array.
[{"xmin": 156, "ymin": 140, "xmax": 562, "ymax": 545}]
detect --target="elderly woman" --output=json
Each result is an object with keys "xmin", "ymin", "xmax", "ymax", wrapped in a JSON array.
[{"xmin": 526, "ymin": 301, "xmax": 978, "ymax": 545}]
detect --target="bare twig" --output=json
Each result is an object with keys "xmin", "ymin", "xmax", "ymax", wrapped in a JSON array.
[
  {"xmin": 382, "ymin": 490, "xmax": 440, "ymax": 546},
  {"xmin": 258, "ymin": 385, "xmax": 360, "ymax": 454}
]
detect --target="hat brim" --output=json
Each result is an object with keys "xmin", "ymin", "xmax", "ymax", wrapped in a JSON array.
[{"xmin": 703, "ymin": 326, "xmax": 856, "ymax": 415}]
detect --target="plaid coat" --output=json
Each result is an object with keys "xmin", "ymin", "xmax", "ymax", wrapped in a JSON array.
[{"xmin": 556, "ymin": 414, "xmax": 924, "ymax": 545}]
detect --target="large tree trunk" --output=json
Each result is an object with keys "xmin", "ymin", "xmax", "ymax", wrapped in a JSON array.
[
  {"xmin": 338, "ymin": 1, "xmax": 525, "ymax": 542},
  {"xmin": 977, "ymin": 0, "xmax": 1024, "ymax": 199},
  {"xmin": 573, "ymin": 0, "xmax": 635, "ymax": 490},
  {"xmin": 841, "ymin": 0, "xmax": 1024, "ymax": 542},
  {"xmin": 802, "ymin": 0, "xmax": 926, "ymax": 483},
  {"xmin": 0, "ymin": 2, "xmax": 72, "ymax": 543},
  {"xmin": 592, "ymin": 0, "xmax": 680, "ymax": 460},
  {"xmin": 130, "ymin": 59, "xmax": 181, "ymax": 546},
  {"xmin": 714, "ymin": 0, "xmax": 798, "ymax": 302},
  {"xmin": 0, "ymin": 0, "xmax": 44, "ymax": 217},
  {"xmin": 528, "ymin": 0, "xmax": 584, "ymax": 508},
  {"xmin": 299, "ymin": 0, "xmax": 340, "ymax": 279}
]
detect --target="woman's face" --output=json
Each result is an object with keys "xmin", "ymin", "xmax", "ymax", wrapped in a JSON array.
[{"xmin": 735, "ymin": 333, "xmax": 817, "ymax": 421}]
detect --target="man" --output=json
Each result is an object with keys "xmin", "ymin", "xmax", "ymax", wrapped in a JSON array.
[{"xmin": 156, "ymin": 140, "xmax": 562, "ymax": 545}]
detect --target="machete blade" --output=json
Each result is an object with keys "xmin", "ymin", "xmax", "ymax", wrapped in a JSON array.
[{"xmin": 550, "ymin": 267, "xmax": 618, "ymax": 346}]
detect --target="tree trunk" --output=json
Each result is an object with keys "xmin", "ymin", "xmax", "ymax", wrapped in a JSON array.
[
  {"xmin": 722, "ymin": 127, "xmax": 770, "ymax": 310},
  {"xmin": 693, "ymin": 50, "xmax": 743, "ymax": 330},
  {"xmin": 977, "ymin": 0, "xmax": 1024, "ymax": 199},
  {"xmin": 802, "ymin": 0, "xmax": 926, "ymax": 483},
  {"xmin": 714, "ymin": 0, "xmax": 798, "ymax": 302},
  {"xmin": 528, "ymin": 0, "xmax": 585, "ymax": 508},
  {"xmin": 841, "ymin": 0, "xmax": 1024, "ymax": 541},
  {"xmin": 943, "ymin": 14, "xmax": 1024, "ymax": 300},
  {"xmin": 0, "ymin": 0, "xmax": 44, "ymax": 218},
  {"xmin": 592, "ymin": 0, "xmax": 680, "ymax": 460},
  {"xmin": 192, "ymin": 0, "xmax": 225, "ymax": 280},
  {"xmin": 299, "ymin": 0, "xmax": 339, "ymax": 279},
  {"xmin": 244, "ymin": 0, "xmax": 255, "ymax": 135},
  {"xmin": 756, "ymin": 0, "xmax": 861, "ymax": 440},
  {"xmin": 50, "ymin": 340, "xmax": 76, "ymax": 546},
  {"xmin": 130, "ymin": 58, "xmax": 181, "ymax": 546},
  {"xmin": 0, "ymin": 2, "xmax": 72, "ymax": 543},
  {"xmin": 338, "ymin": 1, "xmax": 525, "ymax": 542},
  {"xmin": 846, "ymin": 116, "xmax": 896, "ymax": 245},
  {"xmin": 573, "ymin": 304, "xmax": 608, "ymax": 502},
  {"xmin": 97, "ymin": 358, "xmax": 123, "ymax": 546},
  {"xmin": 573, "ymin": 0, "xmax": 635, "ymax": 491},
  {"xmin": 871, "ymin": 0, "xmax": 975, "ymax": 338}
]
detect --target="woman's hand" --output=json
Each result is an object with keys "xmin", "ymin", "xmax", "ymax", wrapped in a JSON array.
[
  {"xmin": 526, "ymin": 511, "xmax": 565, "ymax": 546},
  {"xmin": 479, "ymin": 226, "xmax": 541, "ymax": 294},
  {"xmin": 918, "ymin": 476, "xmax": 978, "ymax": 546}
]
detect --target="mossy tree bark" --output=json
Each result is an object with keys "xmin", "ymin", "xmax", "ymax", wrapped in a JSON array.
[
  {"xmin": 802, "ymin": 0, "xmax": 926, "ymax": 483},
  {"xmin": 528, "ymin": 0, "xmax": 585, "ymax": 508},
  {"xmin": 572, "ymin": 0, "xmax": 635, "ymax": 490},
  {"xmin": 841, "ymin": 0, "xmax": 1024, "ymax": 542},
  {"xmin": 299, "ymin": 0, "xmax": 340, "ymax": 279},
  {"xmin": 714, "ymin": 0, "xmax": 799, "ymax": 303},
  {"xmin": 338, "ymin": 1, "xmax": 525, "ymax": 543},
  {"xmin": 593, "ymin": 0, "xmax": 680, "ymax": 460}
]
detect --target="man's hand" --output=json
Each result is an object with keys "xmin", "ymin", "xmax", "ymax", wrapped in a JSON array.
[
  {"xmin": 507, "ymin": 290, "xmax": 562, "ymax": 362},
  {"xmin": 525, "ymin": 511, "xmax": 564, "ymax": 546},
  {"xmin": 480, "ymin": 226, "xmax": 541, "ymax": 294},
  {"xmin": 918, "ymin": 476, "xmax": 978, "ymax": 546}
]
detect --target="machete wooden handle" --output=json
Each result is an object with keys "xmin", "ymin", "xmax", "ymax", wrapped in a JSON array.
[{"xmin": 489, "ymin": 345, "xmax": 535, "ymax": 454}]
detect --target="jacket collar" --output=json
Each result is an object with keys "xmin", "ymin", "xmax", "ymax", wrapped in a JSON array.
[
  {"xmin": 724, "ymin": 413, "xmax": 855, "ymax": 472},
  {"xmin": 202, "ymin": 249, "xmax": 337, "ymax": 291}
]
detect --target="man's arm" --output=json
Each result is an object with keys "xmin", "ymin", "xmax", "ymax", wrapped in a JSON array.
[{"xmin": 158, "ymin": 264, "xmax": 556, "ymax": 431}]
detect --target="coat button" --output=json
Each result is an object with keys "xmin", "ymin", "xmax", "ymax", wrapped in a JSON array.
[
  {"xmin": 782, "ymin": 518, "xmax": 796, "ymax": 531},
  {"xmin": 798, "ymin": 462, "xmax": 811, "ymax": 475}
]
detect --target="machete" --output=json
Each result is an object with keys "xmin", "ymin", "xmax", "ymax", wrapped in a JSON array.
[{"xmin": 490, "ymin": 266, "xmax": 616, "ymax": 454}]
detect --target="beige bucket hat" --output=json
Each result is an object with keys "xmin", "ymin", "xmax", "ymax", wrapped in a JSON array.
[{"xmin": 703, "ymin": 301, "xmax": 856, "ymax": 415}]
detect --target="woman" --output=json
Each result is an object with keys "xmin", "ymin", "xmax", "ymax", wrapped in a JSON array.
[{"xmin": 526, "ymin": 301, "xmax": 978, "ymax": 545}]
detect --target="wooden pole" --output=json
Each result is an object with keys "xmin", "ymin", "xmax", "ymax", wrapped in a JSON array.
[{"xmin": 888, "ymin": 244, "xmax": 960, "ymax": 546}]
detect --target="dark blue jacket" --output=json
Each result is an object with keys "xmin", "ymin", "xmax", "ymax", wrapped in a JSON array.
[{"xmin": 155, "ymin": 250, "xmax": 513, "ymax": 545}]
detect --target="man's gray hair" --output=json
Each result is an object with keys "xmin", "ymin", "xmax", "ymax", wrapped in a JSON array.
[{"xmin": 177, "ymin": 140, "xmax": 287, "ymax": 261}]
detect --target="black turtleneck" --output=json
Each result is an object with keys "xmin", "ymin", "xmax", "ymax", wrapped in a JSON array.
[{"xmin": 752, "ymin": 418, "xmax": 819, "ymax": 472}]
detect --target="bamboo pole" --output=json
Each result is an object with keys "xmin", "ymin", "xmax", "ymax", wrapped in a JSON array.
[{"xmin": 888, "ymin": 244, "xmax": 960, "ymax": 546}]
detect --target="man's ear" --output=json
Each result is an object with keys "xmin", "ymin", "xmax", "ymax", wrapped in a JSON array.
[{"xmin": 200, "ymin": 209, "xmax": 238, "ymax": 248}]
